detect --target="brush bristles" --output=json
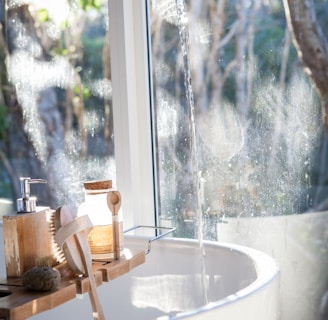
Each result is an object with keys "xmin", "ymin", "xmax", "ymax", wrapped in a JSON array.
[
  {"xmin": 47, "ymin": 210, "xmax": 66, "ymax": 265},
  {"xmin": 36, "ymin": 255, "xmax": 58, "ymax": 267},
  {"xmin": 46, "ymin": 209, "xmax": 76, "ymax": 277}
]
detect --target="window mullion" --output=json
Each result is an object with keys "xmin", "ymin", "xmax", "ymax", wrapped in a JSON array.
[{"xmin": 108, "ymin": 0, "xmax": 155, "ymax": 228}]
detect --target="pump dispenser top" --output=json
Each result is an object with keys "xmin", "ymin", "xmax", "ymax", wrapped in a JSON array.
[{"xmin": 16, "ymin": 177, "xmax": 47, "ymax": 213}]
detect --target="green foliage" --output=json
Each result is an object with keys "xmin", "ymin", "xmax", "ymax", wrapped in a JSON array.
[
  {"xmin": 74, "ymin": 84, "xmax": 91, "ymax": 100},
  {"xmin": 254, "ymin": 19, "xmax": 286, "ymax": 76},
  {"xmin": 53, "ymin": 47, "xmax": 69, "ymax": 56},
  {"xmin": 0, "ymin": 105, "xmax": 8, "ymax": 140},
  {"xmin": 37, "ymin": 8, "xmax": 50, "ymax": 23},
  {"xmin": 78, "ymin": 0, "xmax": 103, "ymax": 11},
  {"xmin": 80, "ymin": 35, "xmax": 104, "ymax": 79}
]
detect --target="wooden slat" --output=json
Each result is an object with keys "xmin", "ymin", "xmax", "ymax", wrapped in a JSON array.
[
  {"xmin": 0, "ymin": 249, "xmax": 145, "ymax": 319},
  {"xmin": 96, "ymin": 249, "xmax": 145, "ymax": 283},
  {"xmin": 0, "ymin": 280, "xmax": 77, "ymax": 320}
]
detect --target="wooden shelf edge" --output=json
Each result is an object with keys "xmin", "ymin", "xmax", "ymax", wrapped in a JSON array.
[{"xmin": 0, "ymin": 248, "xmax": 145, "ymax": 319}]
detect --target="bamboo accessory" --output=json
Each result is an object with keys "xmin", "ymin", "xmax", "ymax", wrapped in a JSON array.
[
  {"xmin": 54, "ymin": 207, "xmax": 86, "ymax": 274},
  {"xmin": 106, "ymin": 190, "xmax": 123, "ymax": 259},
  {"xmin": 55, "ymin": 206, "xmax": 105, "ymax": 320}
]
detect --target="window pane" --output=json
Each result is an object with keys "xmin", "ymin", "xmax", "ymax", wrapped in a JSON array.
[
  {"xmin": 149, "ymin": 1, "xmax": 322, "ymax": 238},
  {"xmin": 149, "ymin": 3, "xmax": 327, "ymax": 318},
  {"xmin": 0, "ymin": 0, "xmax": 114, "ymax": 217}
]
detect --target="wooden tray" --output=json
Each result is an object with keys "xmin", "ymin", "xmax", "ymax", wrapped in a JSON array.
[{"xmin": 0, "ymin": 249, "xmax": 145, "ymax": 320}]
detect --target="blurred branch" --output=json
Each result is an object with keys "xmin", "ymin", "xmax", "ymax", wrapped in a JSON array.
[{"xmin": 0, "ymin": 146, "xmax": 19, "ymax": 199}]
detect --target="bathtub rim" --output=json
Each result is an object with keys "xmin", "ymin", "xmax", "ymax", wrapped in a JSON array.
[
  {"xmin": 129, "ymin": 237, "xmax": 280, "ymax": 320},
  {"xmin": 0, "ymin": 224, "xmax": 280, "ymax": 319}
]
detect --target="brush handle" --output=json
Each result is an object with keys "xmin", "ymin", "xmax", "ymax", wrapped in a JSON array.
[
  {"xmin": 55, "ymin": 214, "xmax": 105, "ymax": 320},
  {"xmin": 75, "ymin": 230, "xmax": 105, "ymax": 320}
]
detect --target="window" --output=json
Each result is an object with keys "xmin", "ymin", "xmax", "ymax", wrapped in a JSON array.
[
  {"xmin": 0, "ymin": 0, "xmax": 155, "ymax": 227},
  {"xmin": 147, "ymin": 2, "xmax": 328, "ymax": 319},
  {"xmin": 1, "ymin": 0, "xmax": 326, "ymax": 237},
  {"xmin": 0, "ymin": 0, "xmax": 116, "ymax": 217},
  {"xmin": 149, "ymin": 0, "xmax": 323, "ymax": 239},
  {"xmin": 0, "ymin": 1, "xmax": 327, "ymax": 319}
]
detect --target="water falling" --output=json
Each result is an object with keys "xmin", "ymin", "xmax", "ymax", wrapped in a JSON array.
[{"xmin": 175, "ymin": 0, "xmax": 208, "ymax": 305}]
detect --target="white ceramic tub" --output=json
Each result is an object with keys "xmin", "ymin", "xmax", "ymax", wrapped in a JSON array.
[
  {"xmin": 0, "ymin": 225, "xmax": 279, "ymax": 320},
  {"xmin": 217, "ymin": 211, "xmax": 328, "ymax": 320}
]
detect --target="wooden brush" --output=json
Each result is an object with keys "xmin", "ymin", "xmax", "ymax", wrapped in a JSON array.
[
  {"xmin": 55, "ymin": 206, "xmax": 105, "ymax": 320},
  {"xmin": 45, "ymin": 209, "xmax": 75, "ymax": 278},
  {"xmin": 54, "ymin": 206, "xmax": 86, "ymax": 275}
]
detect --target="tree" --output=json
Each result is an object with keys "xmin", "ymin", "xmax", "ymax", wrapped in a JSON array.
[
  {"xmin": 283, "ymin": 0, "xmax": 328, "ymax": 209},
  {"xmin": 283, "ymin": 0, "xmax": 328, "ymax": 128}
]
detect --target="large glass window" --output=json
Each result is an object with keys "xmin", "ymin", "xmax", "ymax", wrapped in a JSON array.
[
  {"xmin": 0, "ymin": 0, "xmax": 115, "ymax": 216},
  {"xmin": 148, "ymin": 2, "xmax": 328, "ymax": 319},
  {"xmin": 149, "ymin": 0, "xmax": 323, "ymax": 238},
  {"xmin": 0, "ymin": 0, "xmax": 327, "ymax": 318}
]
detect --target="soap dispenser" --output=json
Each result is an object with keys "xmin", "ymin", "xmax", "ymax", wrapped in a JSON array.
[
  {"xmin": 3, "ymin": 177, "xmax": 54, "ymax": 277},
  {"xmin": 17, "ymin": 177, "xmax": 47, "ymax": 213}
]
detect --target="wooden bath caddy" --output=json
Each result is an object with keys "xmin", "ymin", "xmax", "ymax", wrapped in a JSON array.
[
  {"xmin": 0, "ymin": 208, "xmax": 174, "ymax": 319},
  {"xmin": 0, "ymin": 248, "xmax": 145, "ymax": 320}
]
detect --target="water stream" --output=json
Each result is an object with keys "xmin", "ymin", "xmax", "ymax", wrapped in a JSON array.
[{"xmin": 175, "ymin": 0, "xmax": 209, "ymax": 305}]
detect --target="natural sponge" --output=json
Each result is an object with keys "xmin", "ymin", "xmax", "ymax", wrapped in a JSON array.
[{"xmin": 22, "ymin": 266, "xmax": 61, "ymax": 291}]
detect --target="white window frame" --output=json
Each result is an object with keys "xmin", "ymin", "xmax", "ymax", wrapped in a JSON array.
[
  {"xmin": 0, "ymin": 0, "xmax": 154, "ymax": 228},
  {"xmin": 108, "ymin": 0, "xmax": 156, "ymax": 228}
]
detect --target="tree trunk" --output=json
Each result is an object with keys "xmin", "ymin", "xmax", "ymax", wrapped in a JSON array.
[
  {"xmin": 235, "ymin": 0, "xmax": 248, "ymax": 121},
  {"xmin": 4, "ymin": 4, "xmax": 64, "ymax": 207},
  {"xmin": 283, "ymin": 0, "xmax": 328, "ymax": 129},
  {"xmin": 283, "ymin": 0, "xmax": 328, "ymax": 212}
]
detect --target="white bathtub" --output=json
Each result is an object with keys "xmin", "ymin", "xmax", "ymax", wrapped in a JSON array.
[
  {"xmin": 217, "ymin": 211, "xmax": 328, "ymax": 320},
  {"xmin": 0, "ymin": 226, "xmax": 279, "ymax": 320}
]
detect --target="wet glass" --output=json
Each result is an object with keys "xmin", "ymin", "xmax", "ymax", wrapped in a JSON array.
[
  {"xmin": 0, "ymin": 0, "xmax": 115, "ymax": 215},
  {"xmin": 149, "ymin": 0, "xmax": 321, "ymax": 238},
  {"xmin": 149, "ymin": 1, "xmax": 328, "ymax": 319}
]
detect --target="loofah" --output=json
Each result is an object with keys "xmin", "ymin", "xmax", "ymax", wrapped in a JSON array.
[{"xmin": 22, "ymin": 266, "xmax": 61, "ymax": 291}]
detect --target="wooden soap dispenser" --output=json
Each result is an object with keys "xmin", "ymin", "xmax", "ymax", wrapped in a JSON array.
[{"xmin": 3, "ymin": 177, "xmax": 53, "ymax": 277}]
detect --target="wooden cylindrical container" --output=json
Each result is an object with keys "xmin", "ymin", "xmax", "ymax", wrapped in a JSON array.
[
  {"xmin": 3, "ymin": 207, "xmax": 53, "ymax": 277},
  {"xmin": 77, "ymin": 180, "xmax": 114, "ymax": 261}
]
